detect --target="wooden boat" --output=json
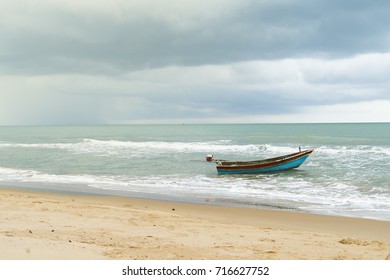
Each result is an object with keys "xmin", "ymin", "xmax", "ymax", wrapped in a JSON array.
[{"xmin": 207, "ymin": 149, "xmax": 314, "ymax": 175}]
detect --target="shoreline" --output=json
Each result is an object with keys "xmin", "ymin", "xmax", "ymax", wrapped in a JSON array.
[
  {"xmin": 4, "ymin": 183, "xmax": 388, "ymax": 223},
  {"xmin": 1, "ymin": 187, "xmax": 389, "ymax": 260}
]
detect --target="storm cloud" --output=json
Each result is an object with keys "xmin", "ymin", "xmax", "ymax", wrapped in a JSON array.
[{"xmin": 1, "ymin": 0, "xmax": 390, "ymax": 124}]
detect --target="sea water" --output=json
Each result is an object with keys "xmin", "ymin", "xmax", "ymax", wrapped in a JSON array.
[{"xmin": 0, "ymin": 123, "xmax": 389, "ymax": 221}]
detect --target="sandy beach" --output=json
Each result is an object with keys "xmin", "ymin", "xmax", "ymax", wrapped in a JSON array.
[{"xmin": 0, "ymin": 188, "xmax": 389, "ymax": 260}]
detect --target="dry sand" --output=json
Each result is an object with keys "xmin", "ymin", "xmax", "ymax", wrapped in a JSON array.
[{"xmin": 1, "ymin": 188, "xmax": 389, "ymax": 260}]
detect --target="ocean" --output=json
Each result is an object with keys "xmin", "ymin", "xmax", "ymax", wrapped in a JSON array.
[{"xmin": 0, "ymin": 123, "xmax": 389, "ymax": 221}]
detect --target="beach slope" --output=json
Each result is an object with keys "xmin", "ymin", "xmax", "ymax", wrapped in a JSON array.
[{"xmin": 1, "ymin": 188, "xmax": 389, "ymax": 260}]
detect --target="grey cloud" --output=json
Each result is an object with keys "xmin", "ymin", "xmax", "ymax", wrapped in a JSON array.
[
  {"xmin": 2, "ymin": 0, "xmax": 390, "ymax": 76},
  {"xmin": 1, "ymin": 0, "xmax": 390, "ymax": 124}
]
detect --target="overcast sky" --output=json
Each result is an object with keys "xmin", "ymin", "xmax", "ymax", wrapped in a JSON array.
[{"xmin": 1, "ymin": 0, "xmax": 390, "ymax": 125}]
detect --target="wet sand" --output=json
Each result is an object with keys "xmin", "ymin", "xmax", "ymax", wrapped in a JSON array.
[{"xmin": 1, "ymin": 188, "xmax": 389, "ymax": 260}]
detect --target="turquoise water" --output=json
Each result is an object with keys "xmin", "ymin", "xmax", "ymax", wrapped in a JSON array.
[{"xmin": 0, "ymin": 124, "xmax": 389, "ymax": 221}]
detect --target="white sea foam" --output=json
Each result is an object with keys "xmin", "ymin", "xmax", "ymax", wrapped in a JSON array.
[
  {"xmin": 0, "ymin": 139, "xmax": 309, "ymax": 159},
  {"xmin": 0, "ymin": 139, "xmax": 279, "ymax": 158},
  {"xmin": 1, "ymin": 166, "xmax": 389, "ymax": 221},
  {"xmin": 5, "ymin": 138, "xmax": 387, "ymax": 158},
  {"xmin": 78, "ymin": 139, "xmax": 265, "ymax": 155},
  {"xmin": 4, "ymin": 139, "xmax": 388, "ymax": 159},
  {"xmin": 317, "ymin": 145, "xmax": 390, "ymax": 157}
]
